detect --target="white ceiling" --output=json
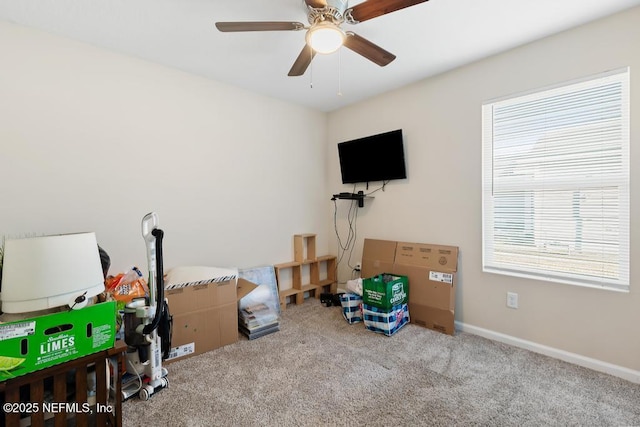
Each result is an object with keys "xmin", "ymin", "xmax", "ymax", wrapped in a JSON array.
[{"xmin": 1, "ymin": 0, "xmax": 639, "ymax": 112}]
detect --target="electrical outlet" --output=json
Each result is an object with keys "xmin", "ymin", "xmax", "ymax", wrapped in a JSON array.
[
  {"xmin": 354, "ymin": 262, "xmax": 361, "ymax": 271},
  {"xmin": 506, "ymin": 292, "xmax": 519, "ymax": 309}
]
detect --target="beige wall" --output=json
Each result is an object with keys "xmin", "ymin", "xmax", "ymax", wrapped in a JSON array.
[
  {"xmin": 2, "ymin": 7, "xmax": 639, "ymax": 376},
  {"xmin": 327, "ymin": 7, "xmax": 640, "ymax": 372},
  {"xmin": 0, "ymin": 21, "xmax": 329, "ymax": 274}
]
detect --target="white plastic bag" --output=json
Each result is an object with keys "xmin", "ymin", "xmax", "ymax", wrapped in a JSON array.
[{"xmin": 346, "ymin": 278, "xmax": 363, "ymax": 296}]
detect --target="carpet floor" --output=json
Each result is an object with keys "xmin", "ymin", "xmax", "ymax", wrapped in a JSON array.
[{"xmin": 122, "ymin": 299, "xmax": 640, "ymax": 426}]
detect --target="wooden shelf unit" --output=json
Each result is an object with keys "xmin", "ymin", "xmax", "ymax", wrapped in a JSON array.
[{"xmin": 275, "ymin": 234, "xmax": 337, "ymax": 310}]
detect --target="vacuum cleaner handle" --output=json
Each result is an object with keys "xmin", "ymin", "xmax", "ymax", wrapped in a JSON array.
[
  {"xmin": 141, "ymin": 212, "xmax": 159, "ymax": 303},
  {"xmin": 143, "ymin": 228, "xmax": 164, "ymax": 335}
]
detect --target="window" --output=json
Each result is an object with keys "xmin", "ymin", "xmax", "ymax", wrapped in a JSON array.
[{"xmin": 482, "ymin": 68, "xmax": 630, "ymax": 291}]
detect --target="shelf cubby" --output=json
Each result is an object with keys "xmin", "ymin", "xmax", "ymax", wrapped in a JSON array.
[
  {"xmin": 274, "ymin": 261, "xmax": 304, "ymax": 310},
  {"xmin": 311, "ymin": 255, "xmax": 337, "ymax": 296},
  {"xmin": 294, "ymin": 234, "xmax": 317, "ymax": 263}
]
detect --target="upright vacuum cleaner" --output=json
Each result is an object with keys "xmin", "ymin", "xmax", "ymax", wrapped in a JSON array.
[{"xmin": 122, "ymin": 212, "xmax": 171, "ymax": 401}]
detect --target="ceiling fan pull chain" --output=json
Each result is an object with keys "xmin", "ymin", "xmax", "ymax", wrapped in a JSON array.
[
  {"xmin": 309, "ymin": 45, "xmax": 314, "ymax": 88},
  {"xmin": 337, "ymin": 47, "xmax": 343, "ymax": 96}
]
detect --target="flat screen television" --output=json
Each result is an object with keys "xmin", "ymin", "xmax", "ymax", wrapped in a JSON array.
[{"xmin": 337, "ymin": 129, "xmax": 407, "ymax": 184}]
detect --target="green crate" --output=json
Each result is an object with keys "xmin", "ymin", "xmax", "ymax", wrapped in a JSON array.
[
  {"xmin": 0, "ymin": 301, "xmax": 116, "ymax": 380},
  {"xmin": 362, "ymin": 274, "xmax": 409, "ymax": 309}
]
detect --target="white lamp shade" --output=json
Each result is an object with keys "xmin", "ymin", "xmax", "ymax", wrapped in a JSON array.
[{"xmin": 1, "ymin": 232, "xmax": 105, "ymax": 314}]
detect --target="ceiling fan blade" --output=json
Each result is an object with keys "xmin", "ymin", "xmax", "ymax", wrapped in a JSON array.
[
  {"xmin": 215, "ymin": 21, "xmax": 305, "ymax": 32},
  {"xmin": 349, "ymin": 0, "xmax": 429, "ymax": 23},
  {"xmin": 343, "ymin": 32, "xmax": 396, "ymax": 67},
  {"xmin": 305, "ymin": 0, "xmax": 327, "ymax": 8},
  {"xmin": 288, "ymin": 45, "xmax": 316, "ymax": 76}
]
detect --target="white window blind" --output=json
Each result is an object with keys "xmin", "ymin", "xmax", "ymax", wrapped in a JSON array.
[{"xmin": 482, "ymin": 68, "xmax": 629, "ymax": 291}]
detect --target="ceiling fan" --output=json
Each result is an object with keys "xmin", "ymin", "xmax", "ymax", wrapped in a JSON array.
[{"xmin": 215, "ymin": 0, "xmax": 429, "ymax": 77}]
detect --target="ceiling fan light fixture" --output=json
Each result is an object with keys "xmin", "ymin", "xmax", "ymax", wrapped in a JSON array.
[{"xmin": 306, "ymin": 21, "xmax": 345, "ymax": 54}]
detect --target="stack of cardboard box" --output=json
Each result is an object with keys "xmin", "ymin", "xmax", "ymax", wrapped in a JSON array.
[{"xmin": 362, "ymin": 239, "xmax": 459, "ymax": 335}]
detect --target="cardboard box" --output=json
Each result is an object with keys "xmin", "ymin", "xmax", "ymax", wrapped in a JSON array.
[
  {"xmin": 362, "ymin": 239, "xmax": 458, "ymax": 335},
  {"xmin": 0, "ymin": 301, "xmax": 116, "ymax": 380},
  {"xmin": 363, "ymin": 303, "xmax": 410, "ymax": 336},
  {"xmin": 395, "ymin": 241, "xmax": 458, "ymax": 335},
  {"xmin": 362, "ymin": 273, "xmax": 408, "ymax": 309},
  {"xmin": 164, "ymin": 276, "xmax": 257, "ymax": 363},
  {"xmin": 362, "ymin": 239, "xmax": 397, "ymax": 278}
]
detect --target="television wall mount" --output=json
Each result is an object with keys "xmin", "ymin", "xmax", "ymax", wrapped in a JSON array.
[{"xmin": 331, "ymin": 190, "xmax": 371, "ymax": 208}]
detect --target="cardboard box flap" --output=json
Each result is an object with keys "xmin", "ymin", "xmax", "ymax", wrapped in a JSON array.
[
  {"xmin": 395, "ymin": 242, "xmax": 458, "ymax": 272},
  {"xmin": 165, "ymin": 279, "xmax": 237, "ymax": 313},
  {"xmin": 237, "ymin": 278, "xmax": 258, "ymax": 301},
  {"xmin": 362, "ymin": 239, "xmax": 397, "ymax": 278},
  {"xmin": 408, "ymin": 305, "xmax": 455, "ymax": 335},
  {"xmin": 362, "ymin": 239, "xmax": 397, "ymax": 263}
]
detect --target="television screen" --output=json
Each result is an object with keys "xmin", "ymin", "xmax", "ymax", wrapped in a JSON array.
[{"xmin": 337, "ymin": 129, "xmax": 407, "ymax": 184}]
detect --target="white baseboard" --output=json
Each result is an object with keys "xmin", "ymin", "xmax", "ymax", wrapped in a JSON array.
[{"xmin": 455, "ymin": 321, "xmax": 640, "ymax": 384}]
